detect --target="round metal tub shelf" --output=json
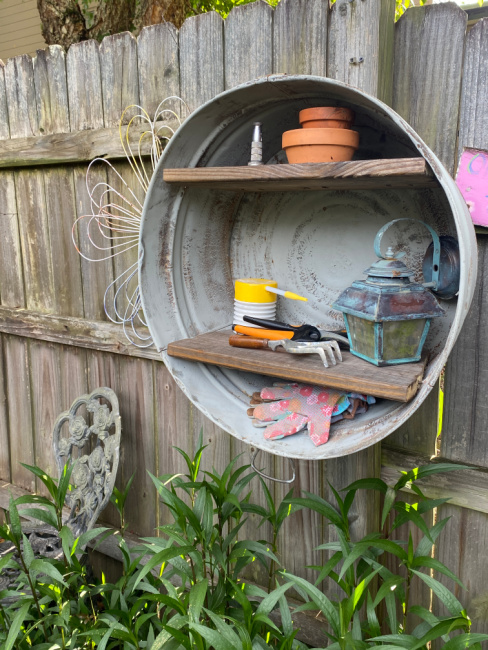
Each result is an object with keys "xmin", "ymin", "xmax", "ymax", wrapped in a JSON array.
[{"xmin": 139, "ymin": 75, "xmax": 476, "ymax": 461}]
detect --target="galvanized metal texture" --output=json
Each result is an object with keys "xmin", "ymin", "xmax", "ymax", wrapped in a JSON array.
[{"xmin": 139, "ymin": 75, "xmax": 477, "ymax": 460}]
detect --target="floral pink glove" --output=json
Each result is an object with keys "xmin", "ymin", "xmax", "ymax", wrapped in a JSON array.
[{"xmin": 250, "ymin": 383, "xmax": 343, "ymax": 446}]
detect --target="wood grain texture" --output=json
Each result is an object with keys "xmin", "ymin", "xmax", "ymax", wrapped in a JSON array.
[
  {"xmin": 457, "ymin": 18, "xmax": 488, "ymax": 159},
  {"xmin": 385, "ymin": 378, "xmax": 438, "ymax": 455},
  {"xmin": 273, "ymin": 0, "xmax": 328, "ymax": 76},
  {"xmin": 86, "ymin": 349, "xmax": 119, "ymax": 529},
  {"xmin": 163, "ymin": 159, "xmax": 436, "ymax": 191},
  {"xmin": 33, "ymin": 45, "xmax": 70, "ymax": 135},
  {"xmin": 68, "ymin": 46, "xmax": 113, "ymax": 320},
  {"xmin": 381, "ymin": 447, "xmax": 488, "ymax": 515},
  {"xmin": 434, "ymin": 505, "xmax": 488, "ymax": 633},
  {"xmin": 33, "ymin": 45, "xmax": 84, "ymax": 319},
  {"xmin": 327, "ymin": 0, "xmax": 395, "ymax": 103},
  {"xmin": 167, "ymin": 330, "xmax": 426, "ymax": 402},
  {"xmin": 118, "ymin": 356, "xmax": 157, "ymax": 536},
  {"xmin": 4, "ymin": 336, "xmax": 35, "ymax": 492},
  {"xmin": 393, "ymin": 4, "xmax": 467, "ymax": 174},
  {"xmin": 0, "ymin": 306, "xmax": 159, "ymax": 361},
  {"xmin": 442, "ymin": 21, "xmax": 488, "ymax": 468},
  {"xmin": 137, "ymin": 23, "xmax": 180, "ymax": 117},
  {"xmin": 100, "ymin": 31, "xmax": 142, "ymax": 332},
  {"xmin": 4, "ymin": 54, "xmax": 38, "ymax": 138},
  {"xmin": 0, "ymin": 336, "xmax": 10, "ymax": 481},
  {"xmin": 0, "ymin": 61, "xmax": 26, "ymax": 309},
  {"xmin": 100, "ymin": 32, "xmax": 139, "ymax": 127},
  {"xmin": 5, "ymin": 54, "xmax": 55, "ymax": 315},
  {"xmin": 0, "ymin": 61, "xmax": 9, "ymax": 139},
  {"xmin": 0, "ymin": 171, "xmax": 24, "ymax": 308},
  {"xmin": 67, "ymin": 40, "xmax": 104, "ymax": 132},
  {"xmin": 179, "ymin": 12, "xmax": 224, "ymax": 114},
  {"xmin": 442, "ymin": 238, "xmax": 488, "ymax": 465},
  {"xmin": 224, "ymin": 1, "xmax": 273, "ymax": 89},
  {"xmin": 0, "ymin": 118, "xmax": 180, "ymax": 168},
  {"xmin": 29, "ymin": 340, "xmax": 62, "ymax": 495}
]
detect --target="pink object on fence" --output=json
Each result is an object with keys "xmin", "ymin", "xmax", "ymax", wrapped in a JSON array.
[{"xmin": 455, "ymin": 147, "xmax": 488, "ymax": 227}]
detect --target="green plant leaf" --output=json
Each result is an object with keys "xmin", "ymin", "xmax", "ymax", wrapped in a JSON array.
[
  {"xmin": 134, "ymin": 545, "xmax": 194, "ymax": 588},
  {"xmin": 411, "ymin": 555, "xmax": 466, "ymax": 589},
  {"xmin": 21, "ymin": 533, "xmax": 34, "ymax": 570},
  {"xmin": 190, "ymin": 621, "xmax": 238, "ymax": 650},
  {"xmin": 20, "ymin": 464, "xmax": 58, "ymax": 500},
  {"xmin": 30, "ymin": 558, "xmax": 67, "ymax": 586},
  {"xmin": 408, "ymin": 617, "xmax": 473, "ymax": 650},
  {"xmin": 77, "ymin": 526, "xmax": 112, "ymax": 551},
  {"xmin": 282, "ymin": 572, "xmax": 340, "ymax": 636},
  {"xmin": 289, "ymin": 494, "xmax": 344, "ymax": 529},
  {"xmin": 442, "ymin": 634, "xmax": 488, "ymax": 650},
  {"xmin": 381, "ymin": 486, "xmax": 397, "ymax": 528},
  {"xmin": 8, "ymin": 493, "xmax": 22, "ymax": 541},
  {"xmin": 16, "ymin": 507, "xmax": 58, "ymax": 529},
  {"xmin": 256, "ymin": 581, "xmax": 293, "ymax": 616},
  {"xmin": 414, "ymin": 516, "xmax": 450, "ymax": 558},
  {"xmin": 204, "ymin": 609, "xmax": 242, "ymax": 647},
  {"xmin": 188, "ymin": 578, "xmax": 208, "ymax": 623},
  {"xmin": 4, "ymin": 600, "xmax": 32, "ymax": 650},
  {"xmin": 344, "ymin": 478, "xmax": 388, "ymax": 494},
  {"xmin": 411, "ymin": 569, "xmax": 464, "ymax": 615},
  {"xmin": 394, "ymin": 464, "xmax": 470, "ymax": 491},
  {"xmin": 339, "ymin": 539, "xmax": 407, "ymax": 580}
]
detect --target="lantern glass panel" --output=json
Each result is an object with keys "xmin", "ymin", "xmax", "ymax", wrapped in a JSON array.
[
  {"xmin": 382, "ymin": 319, "xmax": 427, "ymax": 361},
  {"xmin": 346, "ymin": 315, "xmax": 376, "ymax": 358}
]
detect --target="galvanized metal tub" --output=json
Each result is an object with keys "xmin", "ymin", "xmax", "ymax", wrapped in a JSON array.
[{"xmin": 139, "ymin": 75, "xmax": 476, "ymax": 460}]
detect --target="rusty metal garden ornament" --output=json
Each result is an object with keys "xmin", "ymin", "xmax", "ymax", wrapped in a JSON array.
[{"xmin": 332, "ymin": 219, "xmax": 459, "ymax": 366}]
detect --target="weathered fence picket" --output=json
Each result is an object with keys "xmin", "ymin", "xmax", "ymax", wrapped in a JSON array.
[{"xmin": 0, "ymin": 0, "xmax": 488, "ymax": 634}]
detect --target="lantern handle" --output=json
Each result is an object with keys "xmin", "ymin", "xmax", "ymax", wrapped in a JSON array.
[{"xmin": 374, "ymin": 218, "xmax": 440, "ymax": 290}]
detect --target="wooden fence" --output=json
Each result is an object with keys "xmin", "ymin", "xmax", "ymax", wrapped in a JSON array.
[{"xmin": 0, "ymin": 0, "xmax": 488, "ymax": 635}]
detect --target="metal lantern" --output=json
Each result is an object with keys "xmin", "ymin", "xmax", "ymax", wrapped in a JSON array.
[{"xmin": 332, "ymin": 219, "xmax": 459, "ymax": 367}]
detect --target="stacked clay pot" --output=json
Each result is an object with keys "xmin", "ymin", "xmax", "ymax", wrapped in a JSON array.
[{"xmin": 282, "ymin": 107, "xmax": 359, "ymax": 163}]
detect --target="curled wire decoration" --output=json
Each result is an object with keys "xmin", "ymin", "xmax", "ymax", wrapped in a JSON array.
[{"xmin": 72, "ymin": 97, "xmax": 189, "ymax": 347}]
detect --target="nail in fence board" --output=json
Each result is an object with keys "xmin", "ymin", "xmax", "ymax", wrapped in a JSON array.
[
  {"xmin": 179, "ymin": 12, "xmax": 224, "ymax": 114},
  {"xmin": 272, "ymin": 0, "xmax": 328, "ymax": 76},
  {"xmin": 327, "ymin": 0, "xmax": 395, "ymax": 103},
  {"xmin": 393, "ymin": 4, "xmax": 467, "ymax": 175}
]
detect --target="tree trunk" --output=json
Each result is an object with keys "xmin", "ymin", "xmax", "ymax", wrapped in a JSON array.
[
  {"xmin": 88, "ymin": 0, "xmax": 138, "ymax": 42},
  {"xmin": 37, "ymin": 0, "xmax": 87, "ymax": 48},
  {"xmin": 37, "ymin": 0, "xmax": 193, "ymax": 49},
  {"xmin": 134, "ymin": 0, "xmax": 193, "ymax": 31}
]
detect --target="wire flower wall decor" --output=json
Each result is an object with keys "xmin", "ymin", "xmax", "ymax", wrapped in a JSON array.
[{"xmin": 72, "ymin": 97, "xmax": 188, "ymax": 347}]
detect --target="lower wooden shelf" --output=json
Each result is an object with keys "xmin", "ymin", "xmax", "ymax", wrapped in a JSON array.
[{"xmin": 167, "ymin": 330, "xmax": 426, "ymax": 402}]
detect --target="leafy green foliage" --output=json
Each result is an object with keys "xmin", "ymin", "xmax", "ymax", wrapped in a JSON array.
[
  {"xmin": 282, "ymin": 463, "xmax": 487, "ymax": 650},
  {"xmin": 0, "ymin": 451, "xmax": 485, "ymax": 649}
]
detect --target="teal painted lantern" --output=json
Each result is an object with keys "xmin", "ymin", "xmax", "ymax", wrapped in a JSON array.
[{"xmin": 332, "ymin": 219, "xmax": 452, "ymax": 367}]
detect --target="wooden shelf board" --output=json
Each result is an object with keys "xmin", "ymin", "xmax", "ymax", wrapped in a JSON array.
[
  {"xmin": 163, "ymin": 159, "xmax": 438, "ymax": 191},
  {"xmin": 167, "ymin": 330, "xmax": 426, "ymax": 402}
]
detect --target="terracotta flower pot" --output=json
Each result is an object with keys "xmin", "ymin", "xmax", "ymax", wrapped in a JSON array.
[
  {"xmin": 299, "ymin": 106, "xmax": 355, "ymax": 129},
  {"xmin": 282, "ymin": 128, "xmax": 359, "ymax": 163}
]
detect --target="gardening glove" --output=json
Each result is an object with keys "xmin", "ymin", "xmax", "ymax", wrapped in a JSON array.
[{"xmin": 250, "ymin": 383, "xmax": 343, "ymax": 446}]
